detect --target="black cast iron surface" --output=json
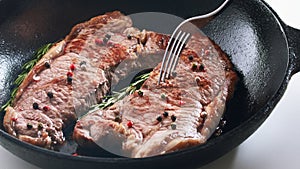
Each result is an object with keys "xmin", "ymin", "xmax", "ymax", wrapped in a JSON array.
[{"xmin": 0, "ymin": 0, "xmax": 299, "ymax": 169}]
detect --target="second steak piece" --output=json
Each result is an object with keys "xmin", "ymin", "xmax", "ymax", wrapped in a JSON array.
[{"xmin": 73, "ymin": 34, "xmax": 238, "ymax": 158}]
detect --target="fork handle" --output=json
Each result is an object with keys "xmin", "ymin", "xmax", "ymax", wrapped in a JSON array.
[{"xmin": 175, "ymin": 0, "xmax": 230, "ymax": 31}]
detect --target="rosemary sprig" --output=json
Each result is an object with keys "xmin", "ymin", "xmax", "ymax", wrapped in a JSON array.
[
  {"xmin": 97, "ymin": 72, "xmax": 150, "ymax": 110},
  {"xmin": 0, "ymin": 43, "xmax": 52, "ymax": 112}
]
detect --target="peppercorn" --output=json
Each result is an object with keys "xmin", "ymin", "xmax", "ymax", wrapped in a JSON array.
[
  {"xmin": 137, "ymin": 90, "xmax": 143, "ymax": 97},
  {"xmin": 70, "ymin": 64, "xmax": 76, "ymax": 71},
  {"xmin": 161, "ymin": 93, "xmax": 166, "ymax": 100},
  {"xmin": 127, "ymin": 34, "xmax": 132, "ymax": 40},
  {"xmin": 171, "ymin": 71, "xmax": 177, "ymax": 77},
  {"xmin": 11, "ymin": 117, "xmax": 17, "ymax": 122},
  {"xmin": 38, "ymin": 123, "xmax": 43, "ymax": 130},
  {"xmin": 127, "ymin": 120, "xmax": 133, "ymax": 128},
  {"xmin": 171, "ymin": 115, "xmax": 177, "ymax": 122},
  {"xmin": 103, "ymin": 37, "xmax": 109, "ymax": 44},
  {"xmin": 80, "ymin": 61, "xmax": 87, "ymax": 66},
  {"xmin": 27, "ymin": 123, "xmax": 33, "ymax": 129},
  {"xmin": 33, "ymin": 102, "xmax": 39, "ymax": 110},
  {"xmin": 171, "ymin": 123, "xmax": 177, "ymax": 130},
  {"xmin": 114, "ymin": 116, "xmax": 121, "ymax": 123},
  {"xmin": 67, "ymin": 76, "xmax": 73, "ymax": 84},
  {"xmin": 188, "ymin": 55, "xmax": 194, "ymax": 61},
  {"xmin": 95, "ymin": 38, "xmax": 103, "ymax": 45},
  {"xmin": 43, "ymin": 106, "xmax": 50, "ymax": 111},
  {"xmin": 163, "ymin": 112, "xmax": 169, "ymax": 117},
  {"xmin": 156, "ymin": 116, "xmax": 162, "ymax": 122},
  {"xmin": 67, "ymin": 71, "xmax": 73, "ymax": 77},
  {"xmin": 199, "ymin": 64, "xmax": 205, "ymax": 71},
  {"xmin": 105, "ymin": 34, "xmax": 111, "ymax": 39},
  {"xmin": 44, "ymin": 62, "xmax": 51, "ymax": 68},
  {"xmin": 192, "ymin": 63, "xmax": 198, "ymax": 71},
  {"xmin": 47, "ymin": 92, "xmax": 54, "ymax": 99}
]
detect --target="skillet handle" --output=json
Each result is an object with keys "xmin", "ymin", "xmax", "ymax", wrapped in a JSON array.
[{"xmin": 285, "ymin": 25, "xmax": 300, "ymax": 75}]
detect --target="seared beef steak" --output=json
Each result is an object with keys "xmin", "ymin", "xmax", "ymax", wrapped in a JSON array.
[
  {"xmin": 73, "ymin": 34, "xmax": 237, "ymax": 157},
  {"xmin": 3, "ymin": 11, "xmax": 167, "ymax": 148}
]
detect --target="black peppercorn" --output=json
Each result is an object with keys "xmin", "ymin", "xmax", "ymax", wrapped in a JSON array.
[
  {"xmin": 47, "ymin": 92, "xmax": 54, "ymax": 99},
  {"xmin": 188, "ymin": 55, "xmax": 194, "ymax": 61},
  {"xmin": 171, "ymin": 71, "xmax": 177, "ymax": 77},
  {"xmin": 79, "ymin": 61, "xmax": 87, "ymax": 66},
  {"xmin": 127, "ymin": 35, "xmax": 132, "ymax": 40},
  {"xmin": 199, "ymin": 64, "xmax": 205, "ymax": 71},
  {"xmin": 103, "ymin": 37, "xmax": 109, "ymax": 44},
  {"xmin": 27, "ymin": 123, "xmax": 33, "ymax": 129},
  {"xmin": 161, "ymin": 93, "xmax": 166, "ymax": 99},
  {"xmin": 105, "ymin": 34, "xmax": 111, "ymax": 39},
  {"xmin": 137, "ymin": 90, "xmax": 143, "ymax": 97},
  {"xmin": 44, "ymin": 62, "xmax": 51, "ymax": 68},
  {"xmin": 171, "ymin": 123, "xmax": 177, "ymax": 130},
  {"xmin": 114, "ymin": 116, "xmax": 121, "ymax": 123},
  {"xmin": 192, "ymin": 63, "xmax": 197, "ymax": 71},
  {"xmin": 171, "ymin": 115, "xmax": 177, "ymax": 122},
  {"xmin": 156, "ymin": 116, "xmax": 162, "ymax": 122},
  {"xmin": 163, "ymin": 112, "xmax": 169, "ymax": 117},
  {"xmin": 67, "ymin": 76, "xmax": 73, "ymax": 84},
  {"xmin": 38, "ymin": 123, "xmax": 43, "ymax": 130},
  {"xmin": 33, "ymin": 102, "xmax": 39, "ymax": 110}
]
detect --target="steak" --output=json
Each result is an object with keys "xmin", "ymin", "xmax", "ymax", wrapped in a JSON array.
[
  {"xmin": 3, "ymin": 11, "xmax": 166, "ymax": 148},
  {"xmin": 73, "ymin": 33, "xmax": 238, "ymax": 157}
]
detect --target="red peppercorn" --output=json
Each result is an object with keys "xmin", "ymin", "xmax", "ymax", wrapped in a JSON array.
[
  {"xmin": 43, "ymin": 106, "xmax": 50, "ymax": 111},
  {"xmin": 127, "ymin": 120, "xmax": 133, "ymax": 128},
  {"xmin": 95, "ymin": 38, "xmax": 103, "ymax": 45},
  {"xmin": 70, "ymin": 64, "xmax": 76, "ymax": 71},
  {"xmin": 67, "ymin": 71, "xmax": 73, "ymax": 77},
  {"xmin": 11, "ymin": 117, "xmax": 17, "ymax": 122}
]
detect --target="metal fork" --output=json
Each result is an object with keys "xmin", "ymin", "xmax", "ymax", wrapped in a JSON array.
[{"xmin": 157, "ymin": 0, "xmax": 230, "ymax": 84}]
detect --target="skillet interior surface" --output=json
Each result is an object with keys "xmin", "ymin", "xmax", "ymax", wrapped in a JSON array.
[{"xmin": 0, "ymin": 0, "xmax": 290, "ymax": 168}]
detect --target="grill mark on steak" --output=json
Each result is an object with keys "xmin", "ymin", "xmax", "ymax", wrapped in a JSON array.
[
  {"xmin": 3, "ymin": 11, "xmax": 167, "ymax": 149},
  {"xmin": 73, "ymin": 33, "xmax": 238, "ymax": 158}
]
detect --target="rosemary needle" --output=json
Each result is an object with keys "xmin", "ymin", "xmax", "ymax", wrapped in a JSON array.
[{"xmin": 0, "ymin": 43, "xmax": 52, "ymax": 112}]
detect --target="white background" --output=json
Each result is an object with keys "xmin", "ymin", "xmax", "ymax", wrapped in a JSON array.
[{"xmin": 1, "ymin": 0, "xmax": 300, "ymax": 168}]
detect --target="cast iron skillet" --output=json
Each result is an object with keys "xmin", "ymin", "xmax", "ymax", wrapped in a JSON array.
[{"xmin": 0, "ymin": 0, "xmax": 299, "ymax": 168}]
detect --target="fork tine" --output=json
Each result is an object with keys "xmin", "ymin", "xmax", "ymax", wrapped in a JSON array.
[
  {"xmin": 158, "ymin": 30, "xmax": 182, "ymax": 84},
  {"xmin": 161, "ymin": 31, "xmax": 184, "ymax": 82},
  {"xmin": 165, "ymin": 32, "xmax": 188, "ymax": 79},
  {"xmin": 170, "ymin": 33, "xmax": 191, "ymax": 74}
]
